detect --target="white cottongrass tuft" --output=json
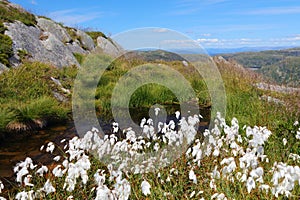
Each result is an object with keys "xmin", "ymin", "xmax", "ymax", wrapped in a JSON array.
[{"xmin": 141, "ymin": 180, "xmax": 151, "ymax": 196}]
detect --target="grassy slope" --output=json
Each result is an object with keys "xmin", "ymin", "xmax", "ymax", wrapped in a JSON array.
[
  {"xmin": 3, "ymin": 56, "xmax": 300, "ymax": 199},
  {"xmin": 0, "ymin": 62, "xmax": 76, "ymax": 132},
  {"xmin": 221, "ymin": 48, "xmax": 300, "ymax": 87}
]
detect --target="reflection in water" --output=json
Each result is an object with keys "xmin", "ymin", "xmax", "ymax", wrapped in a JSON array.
[{"xmin": 0, "ymin": 106, "xmax": 210, "ymax": 178}]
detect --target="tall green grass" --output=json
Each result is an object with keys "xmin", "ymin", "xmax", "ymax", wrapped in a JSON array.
[{"xmin": 0, "ymin": 62, "xmax": 74, "ymax": 131}]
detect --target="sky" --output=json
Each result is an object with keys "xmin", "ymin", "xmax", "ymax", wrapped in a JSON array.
[{"xmin": 10, "ymin": 0, "xmax": 300, "ymax": 49}]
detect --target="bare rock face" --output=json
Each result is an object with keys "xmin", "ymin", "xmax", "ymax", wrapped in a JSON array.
[
  {"xmin": 76, "ymin": 29, "xmax": 95, "ymax": 51},
  {"xmin": 67, "ymin": 41, "xmax": 88, "ymax": 55},
  {"xmin": 97, "ymin": 36, "xmax": 123, "ymax": 57},
  {"xmin": 4, "ymin": 21, "xmax": 79, "ymax": 67},
  {"xmin": 40, "ymin": 32, "xmax": 79, "ymax": 67},
  {"xmin": 37, "ymin": 17, "xmax": 72, "ymax": 43}
]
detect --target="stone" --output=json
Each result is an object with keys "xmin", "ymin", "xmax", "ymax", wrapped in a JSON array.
[
  {"xmin": 0, "ymin": 62, "xmax": 9, "ymax": 74},
  {"xmin": 37, "ymin": 17, "xmax": 72, "ymax": 43},
  {"xmin": 40, "ymin": 32, "xmax": 79, "ymax": 67},
  {"xmin": 96, "ymin": 36, "xmax": 123, "ymax": 57},
  {"xmin": 4, "ymin": 21, "xmax": 79, "ymax": 67},
  {"xmin": 76, "ymin": 29, "xmax": 95, "ymax": 51},
  {"xmin": 67, "ymin": 40, "xmax": 88, "ymax": 55}
]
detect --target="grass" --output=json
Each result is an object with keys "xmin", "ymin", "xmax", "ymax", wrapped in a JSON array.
[
  {"xmin": 0, "ymin": 27, "xmax": 13, "ymax": 66},
  {"xmin": 0, "ymin": 52, "xmax": 299, "ymax": 199},
  {"xmin": 85, "ymin": 31, "xmax": 108, "ymax": 44},
  {"xmin": 0, "ymin": 1, "xmax": 36, "ymax": 66},
  {"xmin": 3, "ymin": 110, "xmax": 300, "ymax": 199},
  {"xmin": 0, "ymin": 62, "xmax": 74, "ymax": 132},
  {"xmin": 89, "ymin": 55, "xmax": 211, "ymax": 119},
  {"xmin": 0, "ymin": 1, "xmax": 36, "ymax": 26}
]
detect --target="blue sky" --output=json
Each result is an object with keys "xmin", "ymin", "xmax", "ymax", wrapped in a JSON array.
[{"xmin": 10, "ymin": 0, "xmax": 300, "ymax": 48}]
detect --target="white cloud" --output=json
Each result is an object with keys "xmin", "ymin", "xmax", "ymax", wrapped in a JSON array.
[
  {"xmin": 30, "ymin": 0, "xmax": 37, "ymax": 5},
  {"xmin": 196, "ymin": 36, "xmax": 300, "ymax": 48},
  {"xmin": 201, "ymin": 33, "xmax": 212, "ymax": 37},
  {"xmin": 48, "ymin": 9, "xmax": 103, "ymax": 26},
  {"xmin": 197, "ymin": 38, "xmax": 220, "ymax": 43},
  {"xmin": 240, "ymin": 6, "xmax": 300, "ymax": 15},
  {"xmin": 270, "ymin": 35, "xmax": 300, "ymax": 42}
]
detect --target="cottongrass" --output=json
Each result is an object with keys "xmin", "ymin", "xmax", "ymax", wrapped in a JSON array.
[{"xmin": 1, "ymin": 111, "xmax": 300, "ymax": 199}]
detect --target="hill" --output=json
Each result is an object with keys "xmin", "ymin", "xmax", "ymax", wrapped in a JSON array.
[{"xmin": 221, "ymin": 48, "xmax": 300, "ymax": 87}]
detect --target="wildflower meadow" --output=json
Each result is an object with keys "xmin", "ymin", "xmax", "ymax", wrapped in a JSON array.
[{"xmin": 2, "ymin": 110, "xmax": 300, "ymax": 199}]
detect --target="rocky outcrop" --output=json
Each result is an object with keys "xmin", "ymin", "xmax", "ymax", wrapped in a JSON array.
[
  {"xmin": 66, "ymin": 41, "xmax": 87, "ymax": 55},
  {"xmin": 40, "ymin": 32, "xmax": 79, "ymax": 67},
  {"xmin": 4, "ymin": 21, "xmax": 79, "ymax": 67},
  {"xmin": 76, "ymin": 29, "xmax": 95, "ymax": 51},
  {"xmin": 36, "ymin": 17, "xmax": 72, "ymax": 43},
  {"xmin": 1, "ymin": 1, "xmax": 122, "ymax": 68},
  {"xmin": 97, "ymin": 37, "xmax": 123, "ymax": 57}
]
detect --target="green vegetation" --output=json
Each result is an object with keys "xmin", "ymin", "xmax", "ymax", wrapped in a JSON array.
[
  {"xmin": 222, "ymin": 48, "xmax": 300, "ymax": 87},
  {"xmin": 0, "ymin": 62, "xmax": 74, "ymax": 132},
  {"xmin": 73, "ymin": 53, "xmax": 85, "ymax": 65},
  {"xmin": 259, "ymin": 56, "xmax": 300, "ymax": 87},
  {"xmin": 0, "ymin": 1, "xmax": 36, "ymax": 66},
  {"xmin": 86, "ymin": 31, "xmax": 108, "ymax": 43},
  {"xmin": 1, "ymin": 51, "xmax": 300, "ymax": 199},
  {"xmin": 0, "ymin": 1, "xmax": 36, "ymax": 26},
  {"xmin": 65, "ymin": 27, "xmax": 81, "ymax": 42},
  {"xmin": 88, "ymin": 55, "xmax": 210, "ymax": 119},
  {"xmin": 0, "ymin": 33, "xmax": 13, "ymax": 66}
]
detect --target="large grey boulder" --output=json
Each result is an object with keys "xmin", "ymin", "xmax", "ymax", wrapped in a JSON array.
[
  {"xmin": 4, "ymin": 21, "xmax": 79, "ymax": 67},
  {"xmin": 76, "ymin": 29, "xmax": 95, "ymax": 51},
  {"xmin": 40, "ymin": 32, "xmax": 79, "ymax": 67},
  {"xmin": 96, "ymin": 36, "xmax": 123, "ymax": 57},
  {"xmin": 37, "ymin": 17, "xmax": 72, "ymax": 43}
]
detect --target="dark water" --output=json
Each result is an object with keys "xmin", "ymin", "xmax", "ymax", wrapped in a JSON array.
[{"xmin": 0, "ymin": 105, "xmax": 210, "ymax": 178}]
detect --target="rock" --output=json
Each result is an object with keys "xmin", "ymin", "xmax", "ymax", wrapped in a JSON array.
[
  {"xmin": 256, "ymin": 82, "xmax": 300, "ymax": 94},
  {"xmin": 4, "ymin": 21, "xmax": 79, "ymax": 67},
  {"xmin": 52, "ymin": 91, "xmax": 68, "ymax": 102},
  {"xmin": 96, "ymin": 36, "xmax": 123, "ymax": 57},
  {"xmin": 50, "ymin": 77, "xmax": 71, "ymax": 94},
  {"xmin": 182, "ymin": 60, "xmax": 188, "ymax": 67},
  {"xmin": 260, "ymin": 95, "xmax": 285, "ymax": 105},
  {"xmin": 0, "ymin": 62, "xmax": 8, "ymax": 73},
  {"xmin": 40, "ymin": 32, "xmax": 79, "ymax": 67},
  {"xmin": 76, "ymin": 29, "xmax": 95, "ymax": 51},
  {"xmin": 37, "ymin": 17, "xmax": 71, "ymax": 43},
  {"xmin": 67, "ymin": 40, "xmax": 88, "ymax": 55}
]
